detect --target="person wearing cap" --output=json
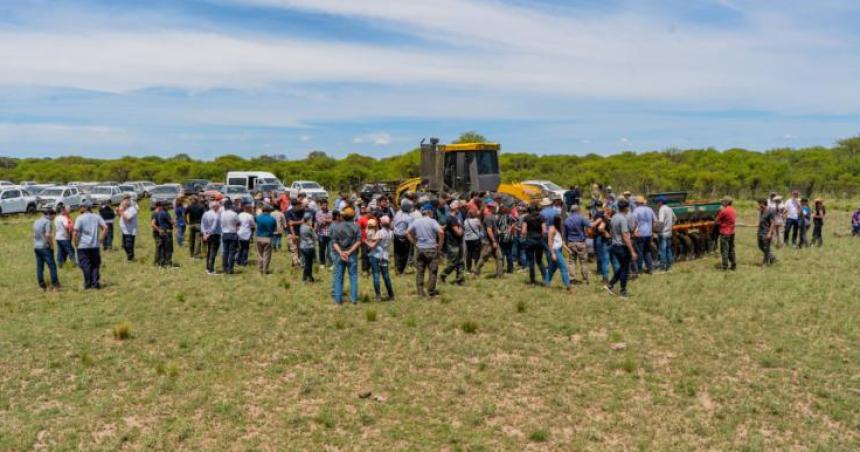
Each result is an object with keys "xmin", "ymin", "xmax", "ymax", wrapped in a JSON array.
[
  {"xmin": 98, "ymin": 200, "xmax": 116, "ymax": 251},
  {"xmin": 757, "ymin": 198, "xmax": 778, "ymax": 265},
  {"xmin": 407, "ymin": 203, "xmax": 445, "ymax": 297},
  {"xmin": 330, "ymin": 207, "xmax": 361, "ymax": 304},
  {"xmin": 783, "ymin": 190, "xmax": 801, "ymax": 247},
  {"xmin": 286, "ymin": 199, "xmax": 305, "ymax": 268},
  {"xmin": 151, "ymin": 201, "xmax": 175, "ymax": 267},
  {"xmin": 73, "ymin": 199, "xmax": 107, "ymax": 289},
  {"xmin": 237, "ymin": 202, "xmax": 256, "ymax": 266},
  {"xmin": 605, "ymin": 198, "xmax": 637, "ymax": 298},
  {"xmin": 33, "ymin": 208, "xmax": 60, "ymax": 291},
  {"xmin": 54, "ymin": 202, "xmax": 76, "ymax": 267},
  {"xmin": 185, "ymin": 195, "xmax": 206, "ymax": 259},
  {"xmin": 315, "ymin": 199, "xmax": 333, "ymax": 269},
  {"xmin": 220, "ymin": 199, "xmax": 241, "ymax": 274},
  {"xmin": 440, "ymin": 200, "xmax": 466, "ymax": 285},
  {"xmin": 714, "ymin": 197, "xmax": 737, "ymax": 270},
  {"xmin": 563, "ymin": 204, "xmax": 591, "ymax": 283},
  {"xmin": 299, "ymin": 211, "xmax": 318, "ymax": 282},
  {"xmin": 812, "ymin": 198, "xmax": 826, "ymax": 246},
  {"xmin": 632, "ymin": 195, "xmax": 656, "ymax": 274},
  {"xmin": 201, "ymin": 201, "xmax": 222, "ymax": 275},
  {"xmin": 255, "ymin": 204, "xmax": 276, "ymax": 274},
  {"xmin": 366, "ymin": 216, "xmax": 395, "ymax": 300},
  {"xmin": 655, "ymin": 196, "xmax": 677, "ymax": 272},
  {"xmin": 392, "ymin": 200, "xmax": 415, "ymax": 275},
  {"xmin": 520, "ymin": 203, "xmax": 547, "ymax": 285},
  {"xmin": 118, "ymin": 195, "xmax": 139, "ymax": 262},
  {"xmin": 474, "ymin": 200, "xmax": 503, "ymax": 278}
]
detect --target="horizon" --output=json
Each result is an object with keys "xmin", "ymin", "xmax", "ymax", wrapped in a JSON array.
[{"xmin": 2, "ymin": 0, "xmax": 859, "ymax": 159}]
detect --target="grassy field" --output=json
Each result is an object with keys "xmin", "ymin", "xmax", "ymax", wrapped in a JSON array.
[{"xmin": 1, "ymin": 202, "xmax": 858, "ymax": 450}]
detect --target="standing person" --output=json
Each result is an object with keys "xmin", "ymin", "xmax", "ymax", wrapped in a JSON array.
[
  {"xmin": 544, "ymin": 215, "xmax": 572, "ymax": 291},
  {"xmin": 151, "ymin": 201, "xmax": 175, "ymax": 267},
  {"xmin": 605, "ymin": 199, "xmax": 637, "ymax": 298},
  {"xmin": 299, "ymin": 212, "xmax": 318, "ymax": 282},
  {"xmin": 118, "ymin": 196, "xmax": 138, "ymax": 262},
  {"xmin": 330, "ymin": 207, "xmax": 361, "ymax": 305},
  {"xmin": 220, "ymin": 200, "xmax": 240, "ymax": 274},
  {"xmin": 632, "ymin": 196, "xmax": 656, "ymax": 274},
  {"xmin": 770, "ymin": 196, "xmax": 785, "ymax": 248},
  {"xmin": 237, "ymin": 202, "xmax": 255, "ymax": 266},
  {"xmin": 201, "ymin": 201, "xmax": 222, "ymax": 275},
  {"xmin": 174, "ymin": 198, "xmax": 187, "ymax": 247},
  {"xmin": 286, "ymin": 200, "xmax": 305, "ymax": 267},
  {"xmin": 254, "ymin": 204, "xmax": 276, "ymax": 274},
  {"xmin": 440, "ymin": 200, "xmax": 465, "ymax": 285},
  {"xmin": 852, "ymin": 206, "xmax": 860, "ymax": 236},
  {"xmin": 757, "ymin": 198, "xmax": 778, "ymax": 266},
  {"xmin": 798, "ymin": 198, "xmax": 811, "ymax": 248},
  {"xmin": 474, "ymin": 201, "xmax": 503, "ymax": 278},
  {"xmin": 392, "ymin": 201, "xmax": 414, "ymax": 275},
  {"xmin": 812, "ymin": 199, "xmax": 826, "ymax": 246},
  {"xmin": 315, "ymin": 199, "xmax": 333, "ymax": 269},
  {"xmin": 407, "ymin": 204, "xmax": 444, "ymax": 298},
  {"xmin": 563, "ymin": 186, "xmax": 578, "ymax": 213},
  {"xmin": 54, "ymin": 203, "xmax": 76, "ymax": 267},
  {"xmin": 73, "ymin": 200, "xmax": 107, "ymax": 289},
  {"xmin": 99, "ymin": 201, "xmax": 115, "ymax": 251},
  {"xmin": 356, "ymin": 204, "xmax": 373, "ymax": 275},
  {"xmin": 591, "ymin": 209, "xmax": 613, "ymax": 284},
  {"xmin": 563, "ymin": 204, "xmax": 590, "ymax": 284},
  {"xmin": 655, "ymin": 197, "xmax": 677, "ymax": 272},
  {"xmin": 714, "ymin": 196, "xmax": 737, "ymax": 271},
  {"xmin": 783, "ymin": 190, "xmax": 801, "ymax": 247},
  {"xmin": 496, "ymin": 205, "xmax": 516, "ymax": 274},
  {"xmin": 271, "ymin": 203, "xmax": 286, "ymax": 253},
  {"xmin": 185, "ymin": 196, "xmax": 206, "ymax": 258},
  {"xmin": 539, "ymin": 198, "xmax": 558, "ymax": 267},
  {"xmin": 520, "ymin": 204, "xmax": 547, "ymax": 285},
  {"xmin": 462, "ymin": 208, "xmax": 483, "ymax": 273},
  {"xmin": 33, "ymin": 208, "xmax": 60, "ymax": 291},
  {"xmin": 367, "ymin": 217, "xmax": 395, "ymax": 300}
]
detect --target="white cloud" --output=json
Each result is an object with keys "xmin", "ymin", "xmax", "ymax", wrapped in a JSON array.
[
  {"xmin": 0, "ymin": 122, "xmax": 128, "ymax": 143},
  {"xmin": 299, "ymin": 135, "xmax": 311, "ymax": 142},
  {"xmin": 620, "ymin": 137, "xmax": 631, "ymax": 145},
  {"xmin": 352, "ymin": 132, "xmax": 392, "ymax": 146}
]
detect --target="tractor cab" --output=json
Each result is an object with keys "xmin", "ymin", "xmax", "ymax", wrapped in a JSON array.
[{"xmin": 420, "ymin": 138, "xmax": 500, "ymax": 194}]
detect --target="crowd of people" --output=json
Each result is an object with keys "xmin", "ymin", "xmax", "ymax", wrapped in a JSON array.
[{"xmin": 29, "ymin": 186, "xmax": 836, "ymax": 300}]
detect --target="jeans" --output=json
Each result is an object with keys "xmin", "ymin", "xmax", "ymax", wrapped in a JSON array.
[
  {"xmin": 441, "ymin": 243, "xmax": 464, "ymax": 283},
  {"xmin": 35, "ymin": 248, "xmax": 60, "ymax": 289},
  {"xmin": 594, "ymin": 236, "xmax": 611, "ymax": 282},
  {"xmin": 272, "ymin": 233, "xmax": 282, "ymax": 251},
  {"xmin": 393, "ymin": 236, "xmax": 411, "ymax": 275},
  {"xmin": 369, "ymin": 256, "xmax": 394, "ymax": 298},
  {"xmin": 511, "ymin": 236, "xmax": 526, "ymax": 268},
  {"xmin": 544, "ymin": 247, "xmax": 570, "ymax": 288},
  {"xmin": 176, "ymin": 224, "xmax": 186, "ymax": 247},
  {"xmin": 188, "ymin": 224, "xmax": 202, "ymax": 258},
  {"xmin": 122, "ymin": 234, "xmax": 135, "ymax": 261},
  {"xmin": 103, "ymin": 222, "xmax": 114, "ymax": 250},
  {"xmin": 523, "ymin": 238, "xmax": 546, "ymax": 284},
  {"xmin": 499, "ymin": 240, "xmax": 514, "ymax": 273},
  {"xmin": 205, "ymin": 233, "xmax": 221, "ymax": 273},
  {"xmin": 360, "ymin": 244, "xmax": 370, "ymax": 274},
  {"xmin": 757, "ymin": 235, "xmax": 775, "ymax": 265},
  {"xmin": 415, "ymin": 248, "xmax": 440, "ymax": 296},
  {"xmin": 222, "ymin": 233, "xmax": 239, "ymax": 274},
  {"xmin": 78, "ymin": 248, "xmax": 101, "ymax": 289},
  {"xmin": 634, "ymin": 236, "xmax": 653, "ymax": 273},
  {"xmin": 812, "ymin": 220, "xmax": 823, "ymax": 246},
  {"xmin": 318, "ymin": 235, "xmax": 332, "ymax": 267},
  {"xmin": 784, "ymin": 218, "xmax": 799, "ymax": 246},
  {"xmin": 237, "ymin": 239, "xmax": 251, "ymax": 266},
  {"xmin": 332, "ymin": 252, "xmax": 359, "ymax": 304},
  {"xmin": 56, "ymin": 239, "xmax": 76, "ymax": 267},
  {"xmin": 608, "ymin": 244, "xmax": 631, "ymax": 294},
  {"xmin": 719, "ymin": 234, "xmax": 736, "ymax": 270},
  {"xmin": 301, "ymin": 247, "xmax": 315, "ymax": 281},
  {"xmin": 798, "ymin": 221, "xmax": 809, "ymax": 248},
  {"xmin": 156, "ymin": 232, "xmax": 173, "ymax": 266},
  {"xmin": 658, "ymin": 235, "xmax": 673, "ymax": 271}
]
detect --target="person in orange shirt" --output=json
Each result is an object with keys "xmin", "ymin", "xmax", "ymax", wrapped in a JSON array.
[{"xmin": 714, "ymin": 196, "xmax": 737, "ymax": 270}]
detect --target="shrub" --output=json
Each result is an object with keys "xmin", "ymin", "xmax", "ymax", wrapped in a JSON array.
[
  {"xmin": 176, "ymin": 293, "xmax": 186, "ymax": 303},
  {"xmin": 516, "ymin": 300, "xmax": 526, "ymax": 313},
  {"xmin": 113, "ymin": 322, "xmax": 132, "ymax": 340},
  {"xmin": 461, "ymin": 321, "xmax": 478, "ymax": 334},
  {"xmin": 529, "ymin": 429, "xmax": 549, "ymax": 442}
]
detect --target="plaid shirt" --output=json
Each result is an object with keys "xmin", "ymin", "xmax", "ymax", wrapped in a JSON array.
[{"xmin": 315, "ymin": 210, "xmax": 333, "ymax": 237}]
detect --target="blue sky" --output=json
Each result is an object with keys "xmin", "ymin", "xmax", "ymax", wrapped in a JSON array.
[{"xmin": 1, "ymin": 0, "xmax": 859, "ymax": 159}]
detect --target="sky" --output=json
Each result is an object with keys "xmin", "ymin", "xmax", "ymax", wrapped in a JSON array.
[{"xmin": 1, "ymin": 0, "xmax": 859, "ymax": 159}]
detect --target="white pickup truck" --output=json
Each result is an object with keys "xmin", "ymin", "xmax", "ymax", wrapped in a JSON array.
[{"xmin": 0, "ymin": 187, "xmax": 38, "ymax": 215}]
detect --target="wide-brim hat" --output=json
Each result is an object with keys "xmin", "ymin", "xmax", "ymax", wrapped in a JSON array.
[{"xmin": 540, "ymin": 197, "xmax": 552, "ymax": 207}]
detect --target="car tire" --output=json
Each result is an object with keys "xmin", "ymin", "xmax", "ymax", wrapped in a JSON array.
[{"xmin": 26, "ymin": 203, "xmax": 36, "ymax": 214}]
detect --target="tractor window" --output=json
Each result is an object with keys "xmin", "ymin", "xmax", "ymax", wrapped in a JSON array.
[{"xmin": 476, "ymin": 151, "xmax": 499, "ymax": 175}]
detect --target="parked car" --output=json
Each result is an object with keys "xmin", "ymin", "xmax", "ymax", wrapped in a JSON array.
[
  {"xmin": 521, "ymin": 180, "xmax": 566, "ymax": 200},
  {"xmin": 290, "ymin": 180, "xmax": 328, "ymax": 200},
  {"xmin": 118, "ymin": 184, "xmax": 139, "ymax": 201},
  {"xmin": 89, "ymin": 185, "xmax": 124, "ymax": 205},
  {"xmin": 0, "ymin": 187, "xmax": 38, "ymax": 214},
  {"xmin": 0, "ymin": 180, "xmax": 14, "ymax": 187},
  {"xmin": 130, "ymin": 181, "xmax": 156, "ymax": 197},
  {"xmin": 150, "ymin": 184, "xmax": 182, "ymax": 208},
  {"xmin": 252, "ymin": 183, "xmax": 285, "ymax": 198},
  {"xmin": 182, "ymin": 179, "xmax": 210, "ymax": 196},
  {"xmin": 36, "ymin": 186, "xmax": 83, "ymax": 211},
  {"xmin": 224, "ymin": 185, "xmax": 253, "ymax": 205}
]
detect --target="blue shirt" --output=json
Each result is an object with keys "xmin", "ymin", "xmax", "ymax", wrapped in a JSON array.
[
  {"xmin": 174, "ymin": 205, "xmax": 186, "ymax": 226},
  {"xmin": 633, "ymin": 205, "xmax": 655, "ymax": 237},
  {"xmin": 563, "ymin": 212, "xmax": 590, "ymax": 242},
  {"xmin": 540, "ymin": 206, "xmax": 558, "ymax": 230},
  {"xmin": 256, "ymin": 213, "xmax": 276, "ymax": 238},
  {"xmin": 154, "ymin": 210, "xmax": 173, "ymax": 230}
]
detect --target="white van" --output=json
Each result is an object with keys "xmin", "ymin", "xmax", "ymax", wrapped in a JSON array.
[{"xmin": 226, "ymin": 171, "xmax": 282, "ymax": 191}]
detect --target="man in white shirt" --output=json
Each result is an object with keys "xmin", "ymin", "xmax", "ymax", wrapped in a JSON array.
[
  {"xmin": 237, "ymin": 202, "xmax": 256, "ymax": 266},
  {"xmin": 54, "ymin": 203, "xmax": 76, "ymax": 267},
  {"xmin": 219, "ymin": 200, "xmax": 241, "ymax": 274},
  {"xmin": 783, "ymin": 190, "xmax": 801, "ymax": 247},
  {"xmin": 656, "ymin": 197, "xmax": 677, "ymax": 271},
  {"xmin": 118, "ymin": 195, "xmax": 138, "ymax": 261}
]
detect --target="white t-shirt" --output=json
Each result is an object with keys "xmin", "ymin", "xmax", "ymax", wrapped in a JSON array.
[
  {"xmin": 657, "ymin": 204, "xmax": 676, "ymax": 237},
  {"xmin": 370, "ymin": 228, "xmax": 392, "ymax": 261},
  {"xmin": 55, "ymin": 215, "xmax": 71, "ymax": 241},
  {"xmin": 220, "ymin": 209, "xmax": 240, "ymax": 234},
  {"xmin": 238, "ymin": 212, "xmax": 255, "ymax": 240},
  {"xmin": 120, "ymin": 204, "xmax": 139, "ymax": 236},
  {"xmin": 785, "ymin": 198, "xmax": 800, "ymax": 220}
]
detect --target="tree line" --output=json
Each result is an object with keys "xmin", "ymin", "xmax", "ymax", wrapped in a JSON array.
[{"xmin": 2, "ymin": 134, "xmax": 859, "ymax": 199}]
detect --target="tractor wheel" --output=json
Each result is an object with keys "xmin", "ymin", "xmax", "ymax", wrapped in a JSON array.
[{"xmin": 679, "ymin": 233, "xmax": 695, "ymax": 260}]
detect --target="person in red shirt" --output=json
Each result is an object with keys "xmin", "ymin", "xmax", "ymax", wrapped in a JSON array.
[
  {"xmin": 356, "ymin": 204, "xmax": 374, "ymax": 275},
  {"xmin": 277, "ymin": 192, "xmax": 290, "ymax": 213},
  {"xmin": 715, "ymin": 196, "xmax": 737, "ymax": 270}
]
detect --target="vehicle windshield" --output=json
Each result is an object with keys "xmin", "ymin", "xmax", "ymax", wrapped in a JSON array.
[
  {"xmin": 301, "ymin": 182, "xmax": 321, "ymax": 189},
  {"xmin": 544, "ymin": 182, "xmax": 563, "ymax": 191},
  {"xmin": 120, "ymin": 185, "xmax": 134, "ymax": 192},
  {"xmin": 226, "ymin": 186, "xmax": 248, "ymax": 194},
  {"xmin": 92, "ymin": 187, "xmax": 113, "ymax": 194},
  {"xmin": 152, "ymin": 186, "xmax": 179, "ymax": 194},
  {"xmin": 40, "ymin": 189, "xmax": 63, "ymax": 197},
  {"xmin": 259, "ymin": 178, "xmax": 279, "ymax": 185},
  {"xmin": 205, "ymin": 184, "xmax": 223, "ymax": 190}
]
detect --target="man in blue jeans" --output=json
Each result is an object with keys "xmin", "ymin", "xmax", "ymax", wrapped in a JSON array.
[
  {"xmin": 220, "ymin": 200, "xmax": 240, "ymax": 274},
  {"xmin": 73, "ymin": 200, "xmax": 107, "ymax": 289},
  {"xmin": 632, "ymin": 196, "xmax": 656, "ymax": 274},
  {"xmin": 33, "ymin": 208, "xmax": 61, "ymax": 291},
  {"xmin": 330, "ymin": 207, "xmax": 361, "ymax": 304},
  {"xmin": 655, "ymin": 197, "xmax": 677, "ymax": 271},
  {"xmin": 605, "ymin": 199, "xmax": 638, "ymax": 298}
]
